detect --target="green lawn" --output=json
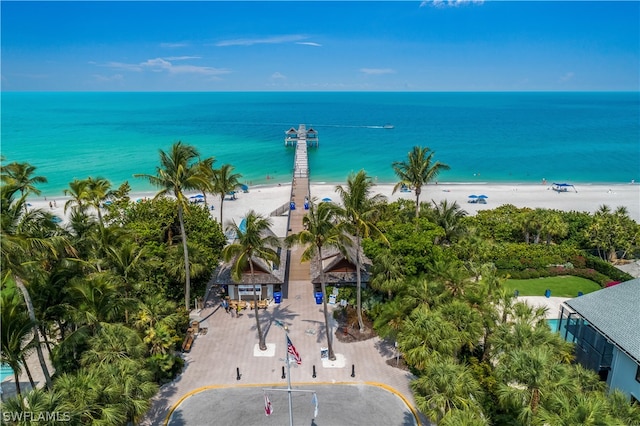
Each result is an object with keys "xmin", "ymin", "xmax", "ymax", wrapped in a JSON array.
[{"xmin": 504, "ymin": 276, "xmax": 602, "ymax": 298}]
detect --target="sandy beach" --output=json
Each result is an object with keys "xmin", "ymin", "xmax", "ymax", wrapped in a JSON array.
[{"xmin": 30, "ymin": 182, "xmax": 640, "ymax": 237}]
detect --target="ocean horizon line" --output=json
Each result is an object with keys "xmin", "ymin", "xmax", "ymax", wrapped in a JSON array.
[{"xmin": 3, "ymin": 90, "xmax": 639, "ymax": 94}]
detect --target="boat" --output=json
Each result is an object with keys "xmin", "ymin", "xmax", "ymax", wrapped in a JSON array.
[{"xmin": 383, "ymin": 124, "xmax": 394, "ymax": 129}]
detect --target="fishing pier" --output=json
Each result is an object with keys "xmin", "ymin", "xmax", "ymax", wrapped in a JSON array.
[{"xmin": 285, "ymin": 124, "xmax": 316, "ymax": 281}]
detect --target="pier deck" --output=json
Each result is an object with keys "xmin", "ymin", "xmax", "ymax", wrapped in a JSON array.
[{"xmin": 287, "ymin": 124, "xmax": 312, "ymax": 281}]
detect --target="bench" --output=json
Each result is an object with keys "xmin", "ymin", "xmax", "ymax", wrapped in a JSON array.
[
  {"xmin": 182, "ymin": 332, "xmax": 195, "ymax": 352},
  {"xmin": 229, "ymin": 300, "xmax": 247, "ymax": 310},
  {"xmin": 249, "ymin": 300, "xmax": 269, "ymax": 310}
]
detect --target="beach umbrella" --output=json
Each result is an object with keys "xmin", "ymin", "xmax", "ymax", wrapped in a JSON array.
[
  {"xmin": 321, "ymin": 197, "xmax": 332, "ymax": 202},
  {"xmin": 468, "ymin": 195, "xmax": 478, "ymax": 199},
  {"xmin": 190, "ymin": 194, "xmax": 204, "ymax": 199},
  {"xmin": 241, "ymin": 184, "xmax": 249, "ymax": 191},
  {"xmin": 478, "ymin": 195, "xmax": 488, "ymax": 199}
]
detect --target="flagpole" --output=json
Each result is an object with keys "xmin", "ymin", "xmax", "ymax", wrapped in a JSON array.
[
  {"xmin": 275, "ymin": 320, "xmax": 294, "ymax": 426},
  {"xmin": 285, "ymin": 327, "xmax": 294, "ymax": 426}
]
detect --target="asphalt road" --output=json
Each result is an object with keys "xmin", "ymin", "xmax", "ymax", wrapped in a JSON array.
[{"xmin": 167, "ymin": 383, "xmax": 419, "ymax": 426}]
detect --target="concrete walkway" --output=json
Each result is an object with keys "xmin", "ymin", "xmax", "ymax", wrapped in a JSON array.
[{"xmin": 140, "ymin": 279, "xmax": 423, "ymax": 425}]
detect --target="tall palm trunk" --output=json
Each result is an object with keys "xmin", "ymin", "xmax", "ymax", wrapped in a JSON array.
[
  {"xmin": 12, "ymin": 369, "xmax": 23, "ymax": 401},
  {"xmin": 415, "ymin": 186, "xmax": 422, "ymax": 219},
  {"xmin": 250, "ymin": 260, "xmax": 267, "ymax": 350},
  {"xmin": 14, "ymin": 277, "xmax": 52, "ymax": 389},
  {"xmin": 21, "ymin": 355, "xmax": 36, "ymax": 389},
  {"xmin": 177, "ymin": 204, "xmax": 191, "ymax": 311},
  {"xmin": 318, "ymin": 246, "xmax": 336, "ymax": 360},
  {"xmin": 219, "ymin": 196, "xmax": 225, "ymax": 224},
  {"xmin": 355, "ymin": 233, "xmax": 365, "ymax": 333}
]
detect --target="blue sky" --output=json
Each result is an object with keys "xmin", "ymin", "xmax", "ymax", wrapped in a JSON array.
[{"xmin": 1, "ymin": 1, "xmax": 638, "ymax": 91}]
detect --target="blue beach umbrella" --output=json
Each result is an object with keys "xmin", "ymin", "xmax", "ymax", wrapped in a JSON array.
[
  {"xmin": 321, "ymin": 197, "xmax": 332, "ymax": 202},
  {"xmin": 468, "ymin": 195, "xmax": 478, "ymax": 199},
  {"xmin": 241, "ymin": 184, "xmax": 249, "ymax": 191},
  {"xmin": 478, "ymin": 195, "xmax": 488, "ymax": 199}
]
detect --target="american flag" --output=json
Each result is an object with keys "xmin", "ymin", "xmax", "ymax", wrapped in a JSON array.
[
  {"xmin": 264, "ymin": 393, "xmax": 273, "ymax": 416},
  {"xmin": 287, "ymin": 335, "xmax": 302, "ymax": 365}
]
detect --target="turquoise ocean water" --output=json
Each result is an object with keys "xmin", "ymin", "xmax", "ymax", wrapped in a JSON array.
[{"xmin": 2, "ymin": 92, "xmax": 638, "ymax": 196}]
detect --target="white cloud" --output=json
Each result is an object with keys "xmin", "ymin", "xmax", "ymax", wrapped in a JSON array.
[
  {"xmin": 215, "ymin": 34, "xmax": 307, "ymax": 47},
  {"xmin": 560, "ymin": 71, "xmax": 575, "ymax": 82},
  {"xmin": 271, "ymin": 72, "xmax": 286, "ymax": 80},
  {"xmin": 103, "ymin": 61, "xmax": 143, "ymax": 72},
  {"xmin": 160, "ymin": 42, "xmax": 189, "ymax": 49},
  {"xmin": 164, "ymin": 56, "xmax": 201, "ymax": 61},
  {"xmin": 93, "ymin": 74, "xmax": 124, "ymax": 82},
  {"xmin": 100, "ymin": 58, "xmax": 230, "ymax": 76},
  {"xmin": 424, "ymin": 0, "xmax": 484, "ymax": 8},
  {"xmin": 360, "ymin": 68, "xmax": 396, "ymax": 75},
  {"xmin": 296, "ymin": 42, "xmax": 322, "ymax": 47}
]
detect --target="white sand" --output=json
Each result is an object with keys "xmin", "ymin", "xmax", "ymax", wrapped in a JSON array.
[{"xmin": 29, "ymin": 182, "xmax": 640, "ymax": 237}]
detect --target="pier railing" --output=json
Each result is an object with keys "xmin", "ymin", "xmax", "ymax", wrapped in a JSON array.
[{"xmin": 269, "ymin": 202, "xmax": 291, "ymax": 217}]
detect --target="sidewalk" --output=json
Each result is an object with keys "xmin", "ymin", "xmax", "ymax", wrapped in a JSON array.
[{"xmin": 141, "ymin": 277, "xmax": 423, "ymax": 425}]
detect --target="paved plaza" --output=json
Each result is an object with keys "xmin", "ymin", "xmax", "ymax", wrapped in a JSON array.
[{"xmin": 140, "ymin": 273, "xmax": 426, "ymax": 425}]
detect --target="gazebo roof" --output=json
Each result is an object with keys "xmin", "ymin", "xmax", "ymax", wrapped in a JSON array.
[
  {"xmin": 310, "ymin": 238, "xmax": 372, "ymax": 285},
  {"xmin": 213, "ymin": 233, "xmax": 286, "ymax": 286},
  {"xmin": 564, "ymin": 278, "xmax": 640, "ymax": 363}
]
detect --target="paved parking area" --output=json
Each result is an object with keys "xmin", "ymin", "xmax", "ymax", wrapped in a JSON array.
[{"xmin": 167, "ymin": 383, "xmax": 418, "ymax": 426}]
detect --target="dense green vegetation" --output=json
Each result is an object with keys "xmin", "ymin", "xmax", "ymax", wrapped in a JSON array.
[
  {"xmin": 2, "ymin": 144, "xmax": 639, "ymax": 425},
  {"xmin": 1, "ymin": 147, "xmax": 228, "ymax": 425},
  {"xmin": 357, "ymin": 147, "xmax": 640, "ymax": 424},
  {"xmin": 505, "ymin": 276, "xmax": 602, "ymax": 297}
]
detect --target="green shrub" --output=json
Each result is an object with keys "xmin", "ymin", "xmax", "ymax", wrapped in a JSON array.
[{"xmin": 584, "ymin": 254, "xmax": 633, "ymax": 283}]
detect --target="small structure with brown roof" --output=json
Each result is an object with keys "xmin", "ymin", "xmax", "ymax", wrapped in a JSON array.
[
  {"xmin": 213, "ymin": 234, "xmax": 287, "ymax": 302},
  {"xmin": 310, "ymin": 239, "xmax": 372, "ymax": 288}
]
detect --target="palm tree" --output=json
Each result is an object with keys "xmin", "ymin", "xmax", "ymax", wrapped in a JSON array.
[
  {"xmin": 410, "ymin": 356, "xmax": 484, "ymax": 423},
  {"xmin": 105, "ymin": 241, "xmax": 147, "ymax": 323},
  {"xmin": 212, "ymin": 163, "xmax": 242, "ymax": 224},
  {"xmin": 1, "ymin": 161, "xmax": 48, "ymax": 213},
  {"xmin": 392, "ymin": 146, "xmax": 450, "ymax": 219},
  {"xmin": 428, "ymin": 199, "xmax": 468, "ymax": 245},
  {"xmin": 222, "ymin": 210, "xmax": 280, "ymax": 351},
  {"xmin": 84, "ymin": 176, "xmax": 113, "ymax": 229},
  {"xmin": 370, "ymin": 250, "xmax": 405, "ymax": 300},
  {"xmin": 1, "ymin": 285, "xmax": 37, "ymax": 400},
  {"xmin": 0, "ymin": 185, "xmax": 56, "ymax": 389},
  {"xmin": 64, "ymin": 178, "xmax": 90, "ymax": 214},
  {"xmin": 335, "ymin": 170, "xmax": 387, "ymax": 332},
  {"xmin": 495, "ymin": 346, "xmax": 577, "ymax": 425},
  {"xmin": 135, "ymin": 141, "xmax": 211, "ymax": 310},
  {"xmin": 285, "ymin": 200, "xmax": 350, "ymax": 361}
]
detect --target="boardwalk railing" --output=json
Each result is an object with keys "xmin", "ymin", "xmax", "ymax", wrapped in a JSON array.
[{"xmin": 269, "ymin": 202, "xmax": 291, "ymax": 217}]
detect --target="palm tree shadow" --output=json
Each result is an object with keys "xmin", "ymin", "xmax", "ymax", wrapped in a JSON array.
[
  {"xmin": 245, "ymin": 303, "xmax": 299, "ymax": 340},
  {"xmin": 374, "ymin": 338, "xmax": 397, "ymax": 359},
  {"xmin": 301, "ymin": 318, "xmax": 327, "ymax": 345}
]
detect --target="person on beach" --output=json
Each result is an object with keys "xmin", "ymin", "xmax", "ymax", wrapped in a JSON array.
[{"xmin": 49, "ymin": 201, "xmax": 53, "ymax": 209}]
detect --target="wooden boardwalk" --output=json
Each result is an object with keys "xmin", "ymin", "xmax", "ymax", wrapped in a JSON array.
[{"xmin": 287, "ymin": 125, "xmax": 312, "ymax": 282}]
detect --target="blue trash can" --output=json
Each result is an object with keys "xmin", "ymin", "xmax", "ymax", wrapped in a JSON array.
[
  {"xmin": 578, "ymin": 291, "xmax": 583, "ymax": 297},
  {"xmin": 290, "ymin": 201, "xmax": 296, "ymax": 210},
  {"xmin": 274, "ymin": 292, "xmax": 282, "ymax": 304},
  {"xmin": 545, "ymin": 289, "xmax": 551, "ymax": 298},
  {"xmin": 314, "ymin": 292, "xmax": 323, "ymax": 305},
  {"xmin": 304, "ymin": 202, "xmax": 309, "ymax": 210}
]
